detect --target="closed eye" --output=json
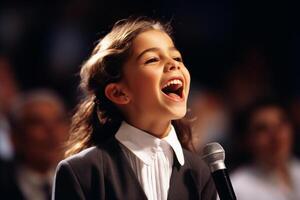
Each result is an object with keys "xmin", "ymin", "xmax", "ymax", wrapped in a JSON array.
[
  {"xmin": 173, "ymin": 57, "xmax": 183, "ymax": 62},
  {"xmin": 145, "ymin": 57, "xmax": 159, "ymax": 64}
]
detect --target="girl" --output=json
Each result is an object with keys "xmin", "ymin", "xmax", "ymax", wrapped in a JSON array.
[{"xmin": 53, "ymin": 17, "xmax": 216, "ymax": 200}]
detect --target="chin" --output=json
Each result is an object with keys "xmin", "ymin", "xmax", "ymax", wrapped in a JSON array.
[{"xmin": 169, "ymin": 107, "xmax": 187, "ymax": 120}]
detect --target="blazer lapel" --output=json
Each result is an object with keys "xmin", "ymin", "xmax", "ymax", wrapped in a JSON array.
[
  {"xmin": 167, "ymin": 152, "xmax": 200, "ymax": 200},
  {"xmin": 108, "ymin": 138, "xmax": 148, "ymax": 199}
]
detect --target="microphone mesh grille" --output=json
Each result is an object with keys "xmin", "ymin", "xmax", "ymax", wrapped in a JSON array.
[{"xmin": 201, "ymin": 142, "xmax": 225, "ymax": 164}]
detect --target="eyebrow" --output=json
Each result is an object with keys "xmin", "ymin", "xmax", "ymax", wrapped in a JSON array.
[{"xmin": 136, "ymin": 46, "xmax": 179, "ymax": 60}]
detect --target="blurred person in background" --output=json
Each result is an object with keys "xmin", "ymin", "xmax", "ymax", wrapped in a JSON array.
[
  {"xmin": 0, "ymin": 55, "xmax": 19, "ymax": 161},
  {"xmin": 0, "ymin": 90, "xmax": 69, "ymax": 200},
  {"xmin": 288, "ymin": 95, "xmax": 300, "ymax": 158},
  {"xmin": 230, "ymin": 98, "xmax": 300, "ymax": 200},
  {"xmin": 225, "ymin": 46, "xmax": 273, "ymax": 114},
  {"xmin": 189, "ymin": 89, "xmax": 230, "ymax": 154}
]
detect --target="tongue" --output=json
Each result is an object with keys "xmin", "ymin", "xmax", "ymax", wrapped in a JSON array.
[
  {"xmin": 162, "ymin": 84, "xmax": 182, "ymax": 99},
  {"xmin": 167, "ymin": 92, "xmax": 181, "ymax": 99}
]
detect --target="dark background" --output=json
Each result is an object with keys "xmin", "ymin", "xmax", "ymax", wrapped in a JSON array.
[{"xmin": 1, "ymin": 0, "xmax": 299, "ymax": 109}]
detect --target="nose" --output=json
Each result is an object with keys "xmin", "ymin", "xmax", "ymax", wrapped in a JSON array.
[{"xmin": 164, "ymin": 59, "xmax": 180, "ymax": 72}]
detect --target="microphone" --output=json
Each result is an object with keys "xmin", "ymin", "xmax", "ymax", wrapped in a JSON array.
[{"xmin": 201, "ymin": 142, "xmax": 236, "ymax": 200}]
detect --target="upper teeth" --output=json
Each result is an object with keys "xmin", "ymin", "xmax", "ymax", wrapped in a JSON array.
[{"xmin": 162, "ymin": 79, "xmax": 183, "ymax": 88}]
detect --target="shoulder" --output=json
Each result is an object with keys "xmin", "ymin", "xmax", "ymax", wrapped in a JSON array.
[
  {"xmin": 62, "ymin": 146, "xmax": 101, "ymax": 169},
  {"xmin": 59, "ymin": 137, "xmax": 119, "ymax": 171},
  {"xmin": 55, "ymin": 146, "xmax": 104, "ymax": 190},
  {"xmin": 230, "ymin": 165, "xmax": 260, "ymax": 190},
  {"xmin": 183, "ymin": 149, "xmax": 210, "ymax": 175},
  {"xmin": 55, "ymin": 138, "xmax": 120, "ymax": 180},
  {"xmin": 230, "ymin": 166, "xmax": 277, "ymax": 199},
  {"xmin": 290, "ymin": 158, "xmax": 300, "ymax": 180},
  {"xmin": 182, "ymin": 149, "xmax": 217, "ymax": 199},
  {"xmin": 291, "ymin": 157, "xmax": 300, "ymax": 168},
  {"xmin": 230, "ymin": 165, "xmax": 256, "ymax": 179},
  {"xmin": 54, "ymin": 140, "xmax": 119, "ymax": 198},
  {"xmin": 56, "ymin": 136, "xmax": 122, "ymax": 174},
  {"xmin": 0, "ymin": 159, "xmax": 23, "ymax": 198},
  {"xmin": 182, "ymin": 149, "xmax": 212, "ymax": 184}
]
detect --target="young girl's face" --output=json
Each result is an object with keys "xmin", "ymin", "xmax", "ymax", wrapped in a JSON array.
[{"xmin": 120, "ymin": 29, "xmax": 190, "ymax": 124}]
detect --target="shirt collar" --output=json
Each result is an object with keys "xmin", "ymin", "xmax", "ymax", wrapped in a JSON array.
[
  {"xmin": 16, "ymin": 164, "xmax": 55, "ymax": 187},
  {"xmin": 115, "ymin": 121, "xmax": 185, "ymax": 166}
]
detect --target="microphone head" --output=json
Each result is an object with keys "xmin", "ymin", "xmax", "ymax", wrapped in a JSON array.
[{"xmin": 201, "ymin": 142, "xmax": 226, "ymax": 172}]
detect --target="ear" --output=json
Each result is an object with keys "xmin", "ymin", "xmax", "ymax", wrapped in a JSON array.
[{"xmin": 104, "ymin": 83, "xmax": 130, "ymax": 105}]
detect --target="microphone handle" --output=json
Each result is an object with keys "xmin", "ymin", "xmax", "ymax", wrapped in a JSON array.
[{"xmin": 212, "ymin": 169, "xmax": 236, "ymax": 200}]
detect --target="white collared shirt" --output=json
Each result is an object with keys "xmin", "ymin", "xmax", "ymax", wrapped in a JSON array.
[
  {"xmin": 231, "ymin": 160, "xmax": 300, "ymax": 200},
  {"xmin": 115, "ymin": 121, "xmax": 184, "ymax": 200}
]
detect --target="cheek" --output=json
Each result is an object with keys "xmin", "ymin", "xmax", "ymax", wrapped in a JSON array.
[
  {"xmin": 24, "ymin": 126, "xmax": 46, "ymax": 142},
  {"xmin": 128, "ymin": 69, "xmax": 160, "ymax": 97},
  {"xmin": 184, "ymin": 67, "xmax": 191, "ymax": 80},
  {"xmin": 184, "ymin": 68, "xmax": 191, "ymax": 89},
  {"xmin": 278, "ymin": 128, "xmax": 293, "ymax": 151},
  {"xmin": 52, "ymin": 125, "xmax": 69, "ymax": 143},
  {"xmin": 251, "ymin": 133, "xmax": 269, "ymax": 152}
]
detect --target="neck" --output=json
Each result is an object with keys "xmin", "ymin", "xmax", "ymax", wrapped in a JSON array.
[
  {"xmin": 22, "ymin": 162, "xmax": 52, "ymax": 176},
  {"xmin": 125, "ymin": 118, "xmax": 172, "ymax": 138}
]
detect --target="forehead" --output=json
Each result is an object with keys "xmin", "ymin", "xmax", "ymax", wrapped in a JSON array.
[
  {"xmin": 251, "ymin": 106, "xmax": 284, "ymax": 124},
  {"xmin": 131, "ymin": 30, "xmax": 175, "ymax": 53},
  {"xmin": 21, "ymin": 100, "xmax": 64, "ymax": 118}
]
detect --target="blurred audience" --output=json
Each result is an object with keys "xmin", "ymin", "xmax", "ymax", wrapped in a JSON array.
[
  {"xmin": 225, "ymin": 46, "xmax": 273, "ymax": 113},
  {"xmin": 288, "ymin": 95, "xmax": 300, "ymax": 158},
  {"xmin": 230, "ymin": 98, "xmax": 300, "ymax": 200},
  {"xmin": 189, "ymin": 89, "xmax": 230, "ymax": 153},
  {"xmin": 0, "ymin": 56, "xmax": 19, "ymax": 160},
  {"xmin": 0, "ymin": 90, "xmax": 69, "ymax": 200}
]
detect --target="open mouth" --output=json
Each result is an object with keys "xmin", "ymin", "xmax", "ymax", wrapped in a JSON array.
[{"xmin": 161, "ymin": 79, "xmax": 184, "ymax": 100}]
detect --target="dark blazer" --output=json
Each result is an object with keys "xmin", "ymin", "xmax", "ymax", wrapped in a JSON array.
[
  {"xmin": 53, "ymin": 137, "xmax": 216, "ymax": 200},
  {"xmin": 0, "ymin": 159, "xmax": 25, "ymax": 200}
]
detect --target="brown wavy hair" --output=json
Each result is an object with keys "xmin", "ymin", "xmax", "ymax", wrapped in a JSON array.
[{"xmin": 65, "ymin": 17, "xmax": 194, "ymax": 157}]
